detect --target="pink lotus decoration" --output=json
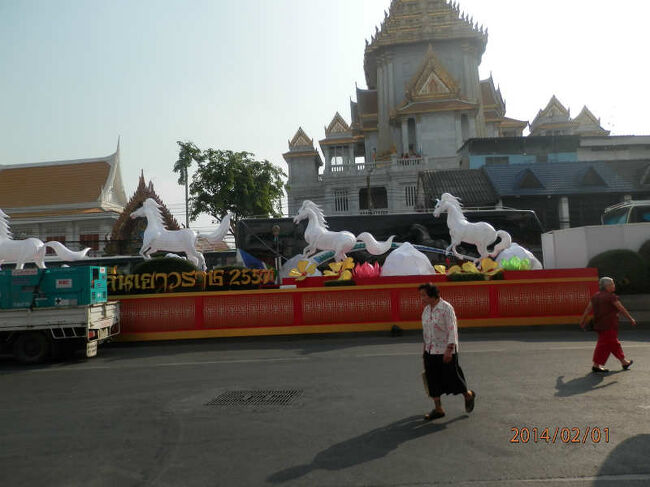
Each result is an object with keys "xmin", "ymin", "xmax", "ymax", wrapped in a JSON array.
[{"xmin": 353, "ymin": 262, "xmax": 381, "ymax": 279}]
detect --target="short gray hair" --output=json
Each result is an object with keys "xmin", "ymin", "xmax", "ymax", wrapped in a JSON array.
[{"xmin": 599, "ymin": 277, "xmax": 614, "ymax": 290}]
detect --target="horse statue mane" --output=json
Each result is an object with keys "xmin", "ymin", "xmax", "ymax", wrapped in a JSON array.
[
  {"xmin": 0, "ymin": 210, "xmax": 13, "ymax": 240},
  {"xmin": 294, "ymin": 199, "xmax": 393, "ymax": 262},
  {"xmin": 0, "ymin": 209, "xmax": 90, "ymax": 269},
  {"xmin": 298, "ymin": 200, "xmax": 328, "ymax": 229}
]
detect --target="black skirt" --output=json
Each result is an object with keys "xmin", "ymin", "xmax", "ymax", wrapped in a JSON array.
[{"xmin": 423, "ymin": 352, "xmax": 468, "ymax": 398}]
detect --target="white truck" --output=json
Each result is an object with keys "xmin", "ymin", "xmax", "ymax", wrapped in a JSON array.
[{"xmin": 0, "ymin": 302, "xmax": 120, "ymax": 363}]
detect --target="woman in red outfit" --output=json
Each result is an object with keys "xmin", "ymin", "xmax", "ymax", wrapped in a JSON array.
[{"xmin": 580, "ymin": 277, "xmax": 637, "ymax": 373}]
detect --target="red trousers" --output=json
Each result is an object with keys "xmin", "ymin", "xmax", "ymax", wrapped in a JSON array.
[{"xmin": 593, "ymin": 327, "xmax": 625, "ymax": 366}]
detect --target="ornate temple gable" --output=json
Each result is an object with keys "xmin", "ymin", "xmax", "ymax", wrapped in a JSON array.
[
  {"xmin": 324, "ymin": 112, "xmax": 352, "ymax": 137},
  {"xmin": 531, "ymin": 95, "xmax": 570, "ymax": 128},
  {"xmin": 480, "ymin": 76, "xmax": 505, "ymax": 120},
  {"xmin": 529, "ymin": 95, "xmax": 579, "ymax": 135},
  {"xmin": 364, "ymin": 0, "xmax": 487, "ymax": 88},
  {"xmin": 405, "ymin": 45, "xmax": 460, "ymax": 102},
  {"xmin": 106, "ymin": 171, "xmax": 180, "ymax": 255},
  {"xmin": 288, "ymin": 127, "xmax": 314, "ymax": 150},
  {"xmin": 573, "ymin": 106, "xmax": 610, "ymax": 136}
]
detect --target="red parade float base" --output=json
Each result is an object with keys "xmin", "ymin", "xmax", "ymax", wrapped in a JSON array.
[{"xmin": 114, "ymin": 268, "xmax": 598, "ymax": 342}]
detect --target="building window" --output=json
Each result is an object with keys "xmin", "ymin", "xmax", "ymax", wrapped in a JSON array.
[
  {"xmin": 405, "ymin": 185, "xmax": 417, "ymax": 208},
  {"xmin": 486, "ymin": 156, "xmax": 509, "ymax": 166},
  {"xmin": 45, "ymin": 235, "xmax": 66, "ymax": 255},
  {"xmin": 80, "ymin": 233, "xmax": 100, "ymax": 251},
  {"xmin": 359, "ymin": 187, "xmax": 388, "ymax": 210},
  {"xmin": 334, "ymin": 190, "xmax": 349, "ymax": 213}
]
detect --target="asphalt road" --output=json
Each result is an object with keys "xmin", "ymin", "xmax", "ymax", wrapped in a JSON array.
[{"xmin": 1, "ymin": 326, "xmax": 649, "ymax": 487}]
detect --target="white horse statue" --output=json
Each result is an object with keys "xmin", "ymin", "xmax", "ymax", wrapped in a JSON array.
[
  {"xmin": 433, "ymin": 193, "xmax": 512, "ymax": 262},
  {"xmin": 130, "ymin": 198, "xmax": 230, "ymax": 271},
  {"xmin": 293, "ymin": 200, "xmax": 394, "ymax": 262},
  {"xmin": 0, "ymin": 209, "xmax": 90, "ymax": 269}
]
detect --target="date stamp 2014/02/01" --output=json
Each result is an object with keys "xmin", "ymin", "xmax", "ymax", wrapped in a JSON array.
[{"xmin": 510, "ymin": 427, "xmax": 610, "ymax": 444}]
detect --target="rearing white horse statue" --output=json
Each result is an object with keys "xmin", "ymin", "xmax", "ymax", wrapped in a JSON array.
[
  {"xmin": 293, "ymin": 200, "xmax": 394, "ymax": 262},
  {"xmin": 433, "ymin": 193, "xmax": 511, "ymax": 262},
  {"xmin": 130, "ymin": 198, "xmax": 230, "ymax": 271},
  {"xmin": 0, "ymin": 209, "xmax": 90, "ymax": 269}
]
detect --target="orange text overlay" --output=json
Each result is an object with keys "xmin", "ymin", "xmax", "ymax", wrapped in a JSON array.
[{"xmin": 510, "ymin": 426, "xmax": 610, "ymax": 444}]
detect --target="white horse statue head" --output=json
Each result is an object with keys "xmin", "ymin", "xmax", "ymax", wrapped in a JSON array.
[
  {"xmin": 293, "ymin": 200, "xmax": 394, "ymax": 262},
  {"xmin": 432, "ymin": 193, "xmax": 512, "ymax": 263},
  {"xmin": 0, "ymin": 209, "xmax": 90, "ymax": 269}
]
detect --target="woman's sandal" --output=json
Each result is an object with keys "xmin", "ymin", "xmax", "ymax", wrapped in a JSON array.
[
  {"xmin": 622, "ymin": 360, "xmax": 634, "ymax": 370},
  {"xmin": 465, "ymin": 390, "xmax": 476, "ymax": 413},
  {"xmin": 424, "ymin": 409, "xmax": 445, "ymax": 421}
]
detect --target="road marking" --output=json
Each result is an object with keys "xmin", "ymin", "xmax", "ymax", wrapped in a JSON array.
[{"xmin": 24, "ymin": 356, "xmax": 310, "ymax": 373}]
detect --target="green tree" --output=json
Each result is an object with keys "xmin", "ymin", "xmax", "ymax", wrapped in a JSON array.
[
  {"xmin": 179, "ymin": 147, "xmax": 286, "ymax": 233},
  {"xmin": 173, "ymin": 141, "xmax": 204, "ymax": 228}
]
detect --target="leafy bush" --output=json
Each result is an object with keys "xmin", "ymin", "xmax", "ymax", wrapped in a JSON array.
[
  {"xmin": 587, "ymin": 249, "xmax": 648, "ymax": 294},
  {"xmin": 132, "ymin": 257, "xmax": 199, "ymax": 275}
]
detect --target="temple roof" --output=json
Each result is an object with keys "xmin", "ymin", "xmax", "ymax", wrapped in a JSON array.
[
  {"xmin": 0, "ymin": 143, "xmax": 127, "ymax": 215},
  {"xmin": 324, "ymin": 112, "xmax": 352, "ymax": 137},
  {"xmin": 573, "ymin": 106, "xmax": 610, "ymax": 136},
  {"xmin": 105, "ymin": 171, "xmax": 180, "ymax": 255},
  {"xmin": 480, "ymin": 77, "xmax": 505, "ymax": 121},
  {"xmin": 365, "ymin": 0, "xmax": 487, "ymax": 88},
  {"xmin": 287, "ymin": 127, "xmax": 315, "ymax": 151},
  {"xmin": 529, "ymin": 95, "xmax": 577, "ymax": 135}
]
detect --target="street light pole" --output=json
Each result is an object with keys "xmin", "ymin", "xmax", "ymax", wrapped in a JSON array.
[{"xmin": 272, "ymin": 224, "xmax": 281, "ymax": 285}]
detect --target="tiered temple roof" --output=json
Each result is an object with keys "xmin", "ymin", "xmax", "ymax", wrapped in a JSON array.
[{"xmin": 364, "ymin": 0, "xmax": 487, "ymax": 88}]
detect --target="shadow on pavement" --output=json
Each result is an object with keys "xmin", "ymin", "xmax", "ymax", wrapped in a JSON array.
[
  {"xmin": 267, "ymin": 414, "xmax": 467, "ymax": 484},
  {"xmin": 555, "ymin": 371, "xmax": 623, "ymax": 397},
  {"xmin": 594, "ymin": 434, "xmax": 650, "ymax": 484}
]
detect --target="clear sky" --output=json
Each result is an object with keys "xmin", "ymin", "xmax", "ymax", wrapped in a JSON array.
[{"xmin": 1, "ymin": 0, "xmax": 649, "ymax": 230}]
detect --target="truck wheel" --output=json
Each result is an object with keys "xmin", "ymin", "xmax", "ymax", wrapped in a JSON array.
[{"xmin": 13, "ymin": 332, "xmax": 51, "ymax": 364}]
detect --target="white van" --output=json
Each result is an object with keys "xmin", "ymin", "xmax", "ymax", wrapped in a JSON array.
[{"xmin": 602, "ymin": 200, "xmax": 650, "ymax": 225}]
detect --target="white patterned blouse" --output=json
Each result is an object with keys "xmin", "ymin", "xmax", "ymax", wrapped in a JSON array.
[{"xmin": 422, "ymin": 298, "xmax": 459, "ymax": 355}]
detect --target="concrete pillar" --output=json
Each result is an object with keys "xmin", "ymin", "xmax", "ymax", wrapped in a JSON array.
[
  {"xmin": 348, "ymin": 145, "xmax": 354, "ymax": 165},
  {"xmin": 401, "ymin": 119, "xmax": 408, "ymax": 155},
  {"xmin": 323, "ymin": 147, "xmax": 331, "ymax": 172},
  {"xmin": 558, "ymin": 196, "xmax": 570, "ymax": 229}
]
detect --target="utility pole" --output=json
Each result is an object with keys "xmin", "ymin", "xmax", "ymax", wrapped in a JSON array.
[{"xmin": 184, "ymin": 167, "xmax": 190, "ymax": 229}]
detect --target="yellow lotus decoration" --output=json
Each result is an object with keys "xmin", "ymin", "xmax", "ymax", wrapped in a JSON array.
[
  {"xmin": 323, "ymin": 257, "xmax": 354, "ymax": 280},
  {"xmin": 461, "ymin": 262, "xmax": 480, "ymax": 274},
  {"xmin": 446, "ymin": 265, "xmax": 462, "ymax": 275},
  {"xmin": 480, "ymin": 258, "xmax": 499, "ymax": 272},
  {"xmin": 434, "ymin": 265, "xmax": 447, "ymax": 275},
  {"xmin": 289, "ymin": 260, "xmax": 317, "ymax": 281}
]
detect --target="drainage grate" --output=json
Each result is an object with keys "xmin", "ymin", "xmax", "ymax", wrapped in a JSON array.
[{"xmin": 206, "ymin": 389, "xmax": 303, "ymax": 407}]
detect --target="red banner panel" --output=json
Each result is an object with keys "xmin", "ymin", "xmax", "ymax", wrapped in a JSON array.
[
  {"xmin": 203, "ymin": 293, "xmax": 293, "ymax": 328},
  {"xmin": 120, "ymin": 297, "xmax": 196, "ymax": 333},
  {"xmin": 497, "ymin": 282, "xmax": 593, "ymax": 317},
  {"xmin": 301, "ymin": 289, "xmax": 393, "ymax": 325}
]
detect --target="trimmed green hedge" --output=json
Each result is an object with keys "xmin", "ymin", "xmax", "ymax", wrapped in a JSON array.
[{"xmin": 587, "ymin": 249, "xmax": 648, "ymax": 294}]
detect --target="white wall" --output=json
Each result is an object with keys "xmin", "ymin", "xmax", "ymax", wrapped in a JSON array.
[{"xmin": 542, "ymin": 223, "xmax": 650, "ymax": 269}]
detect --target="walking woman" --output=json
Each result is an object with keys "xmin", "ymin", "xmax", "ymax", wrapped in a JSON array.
[
  {"xmin": 580, "ymin": 277, "xmax": 637, "ymax": 373},
  {"xmin": 419, "ymin": 283, "xmax": 476, "ymax": 420}
]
